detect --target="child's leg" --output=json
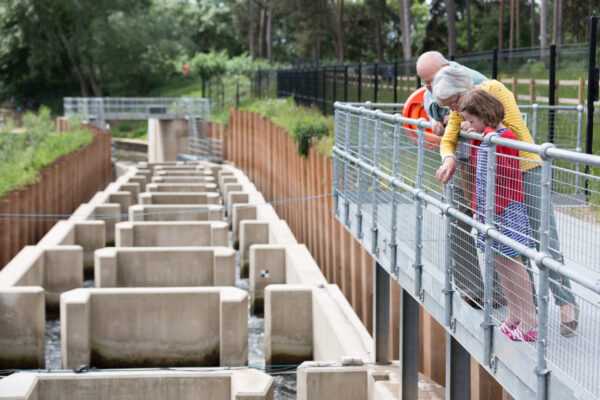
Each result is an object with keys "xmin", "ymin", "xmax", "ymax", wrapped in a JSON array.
[
  {"xmin": 494, "ymin": 254, "xmax": 537, "ymax": 332},
  {"xmin": 493, "ymin": 253, "xmax": 519, "ymax": 324}
]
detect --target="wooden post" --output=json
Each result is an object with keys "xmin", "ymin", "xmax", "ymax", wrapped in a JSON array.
[
  {"xmin": 512, "ymin": 76, "xmax": 518, "ymax": 95},
  {"xmin": 530, "ymin": 78, "xmax": 536, "ymax": 103},
  {"xmin": 555, "ymin": 78, "xmax": 560, "ymax": 105},
  {"xmin": 579, "ymin": 77, "xmax": 586, "ymax": 105}
]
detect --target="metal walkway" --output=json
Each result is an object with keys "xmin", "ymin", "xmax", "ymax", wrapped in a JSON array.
[
  {"xmin": 64, "ymin": 97, "xmax": 221, "ymax": 161},
  {"xmin": 332, "ymin": 102, "xmax": 600, "ymax": 399}
]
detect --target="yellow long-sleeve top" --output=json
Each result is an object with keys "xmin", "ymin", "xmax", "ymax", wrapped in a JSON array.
[{"xmin": 440, "ymin": 80, "xmax": 542, "ymax": 171}]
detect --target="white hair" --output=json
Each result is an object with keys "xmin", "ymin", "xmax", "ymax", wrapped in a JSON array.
[{"xmin": 432, "ymin": 67, "xmax": 473, "ymax": 102}]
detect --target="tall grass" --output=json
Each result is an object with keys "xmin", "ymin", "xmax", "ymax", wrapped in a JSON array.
[
  {"xmin": 0, "ymin": 107, "xmax": 92, "ymax": 196},
  {"xmin": 239, "ymin": 97, "xmax": 334, "ymax": 157}
]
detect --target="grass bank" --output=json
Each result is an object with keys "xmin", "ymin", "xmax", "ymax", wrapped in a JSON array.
[{"xmin": 0, "ymin": 108, "xmax": 92, "ymax": 196}]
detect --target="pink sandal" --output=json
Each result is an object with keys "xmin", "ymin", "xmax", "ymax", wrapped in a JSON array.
[{"xmin": 504, "ymin": 327, "xmax": 537, "ymax": 342}]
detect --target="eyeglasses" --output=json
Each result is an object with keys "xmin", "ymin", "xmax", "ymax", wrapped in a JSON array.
[{"xmin": 441, "ymin": 93, "xmax": 462, "ymax": 110}]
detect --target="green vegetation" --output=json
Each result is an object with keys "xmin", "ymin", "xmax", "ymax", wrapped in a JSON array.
[
  {"xmin": 240, "ymin": 97, "xmax": 334, "ymax": 157},
  {"xmin": 110, "ymin": 121, "xmax": 148, "ymax": 141},
  {"xmin": 0, "ymin": 108, "xmax": 92, "ymax": 196}
]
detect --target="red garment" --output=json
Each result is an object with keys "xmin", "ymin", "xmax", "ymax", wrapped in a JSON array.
[{"xmin": 470, "ymin": 127, "xmax": 525, "ymax": 214}]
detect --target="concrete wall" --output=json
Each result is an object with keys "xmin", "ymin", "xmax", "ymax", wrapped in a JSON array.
[
  {"xmin": 37, "ymin": 220, "xmax": 105, "ymax": 272},
  {"xmin": 115, "ymin": 221, "xmax": 228, "ymax": 247},
  {"xmin": 70, "ymin": 203, "xmax": 121, "ymax": 246},
  {"xmin": 148, "ymin": 119, "xmax": 189, "ymax": 162},
  {"xmin": 151, "ymin": 176, "xmax": 216, "ymax": 185},
  {"xmin": 128, "ymin": 204, "xmax": 223, "ymax": 222},
  {"xmin": 61, "ymin": 287, "xmax": 247, "ymax": 369},
  {"xmin": 296, "ymin": 361, "xmax": 444, "ymax": 400},
  {"xmin": 139, "ymin": 192, "xmax": 219, "ymax": 205},
  {"xmin": 0, "ymin": 245, "xmax": 83, "ymax": 309},
  {"xmin": 94, "ymin": 247, "xmax": 235, "ymax": 287},
  {"xmin": 248, "ymin": 243, "xmax": 327, "ymax": 314},
  {"xmin": 0, "ymin": 287, "xmax": 45, "ymax": 369},
  {"xmin": 264, "ymin": 284, "xmax": 373, "ymax": 367},
  {"xmin": 146, "ymin": 183, "xmax": 218, "ymax": 193},
  {"xmin": 0, "ymin": 369, "xmax": 273, "ymax": 399}
]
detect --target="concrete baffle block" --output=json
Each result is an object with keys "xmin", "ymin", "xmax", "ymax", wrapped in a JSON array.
[
  {"xmin": 0, "ymin": 287, "xmax": 45, "ymax": 369},
  {"xmin": 128, "ymin": 204, "xmax": 223, "ymax": 222},
  {"xmin": 265, "ymin": 284, "xmax": 313, "ymax": 366},
  {"xmin": 146, "ymin": 182, "xmax": 218, "ymax": 193},
  {"xmin": 138, "ymin": 192, "xmax": 219, "ymax": 205},
  {"xmin": 249, "ymin": 245, "xmax": 286, "ymax": 315},
  {"xmin": 0, "ymin": 369, "xmax": 274, "ymax": 400},
  {"xmin": 94, "ymin": 246, "xmax": 235, "ymax": 288},
  {"xmin": 296, "ymin": 362, "xmax": 369, "ymax": 400},
  {"xmin": 60, "ymin": 287, "xmax": 248, "ymax": 369},
  {"xmin": 115, "ymin": 221, "xmax": 228, "ymax": 247},
  {"xmin": 226, "ymin": 191, "xmax": 248, "ymax": 219},
  {"xmin": 232, "ymin": 205, "xmax": 257, "ymax": 250},
  {"xmin": 0, "ymin": 245, "xmax": 83, "ymax": 310},
  {"xmin": 239, "ymin": 221, "xmax": 269, "ymax": 278}
]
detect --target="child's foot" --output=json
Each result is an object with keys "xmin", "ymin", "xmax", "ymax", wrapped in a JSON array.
[
  {"xmin": 504, "ymin": 327, "xmax": 537, "ymax": 342},
  {"xmin": 499, "ymin": 320, "xmax": 519, "ymax": 335}
]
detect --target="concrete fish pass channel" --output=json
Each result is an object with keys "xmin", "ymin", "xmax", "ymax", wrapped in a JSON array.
[{"xmin": 0, "ymin": 158, "xmax": 446, "ymax": 399}]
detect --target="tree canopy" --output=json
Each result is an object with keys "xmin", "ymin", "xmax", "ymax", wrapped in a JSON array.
[{"xmin": 0, "ymin": 0, "xmax": 598, "ymax": 108}]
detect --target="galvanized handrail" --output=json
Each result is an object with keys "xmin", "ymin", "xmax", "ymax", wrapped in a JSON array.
[{"xmin": 333, "ymin": 101, "xmax": 600, "ymax": 400}]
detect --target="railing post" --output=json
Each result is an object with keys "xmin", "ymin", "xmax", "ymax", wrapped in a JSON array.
[
  {"xmin": 532, "ymin": 104, "xmax": 539, "ymax": 143},
  {"xmin": 492, "ymin": 47, "xmax": 499, "ymax": 79},
  {"xmin": 333, "ymin": 67, "xmax": 337, "ymax": 105},
  {"xmin": 314, "ymin": 68, "xmax": 318, "ymax": 105},
  {"xmin": 358, "ymin": 63, "xmax": 362, "ymax": 102},
  {"xmin": 343, "ymin": 109, "xmax": 353, "ymax": 227},
  {"xmin": 355, "ymin": 107, "xmax": 366, "ymax": 239},
  {"xmin": 444, "ymin": 174, "xmax": 470, "ymax": 400},
  {"xmin": 344, "ymin": 65, "xmax": 348, "ymax": 102},
  {"xmin": 393, "ymin": 61, "xmax": 398, "ymax": 104},
  {"xmin": 548, "ymin": 45, "xmax": 556, "ymax": 144},
  {"xmin": 322, "ymin": 67, "xmax": 327, "ymax": 115},
  {"xmin": 482, "ymin": 132, "xmax": 498, "ymax": 368},
  {"xmin": 535, "ymin": 144, "xmax": 554, "ymax": 400},
  {"xmin": 371, "ymin": 111, "xmax": 382, "ymax": 255},
  {"xmin": 374, "ymin": 63, "xmax": 379, "ymax": 103},
  {"xmin": 413, "ymin": 118, "xmax": 426, "ymax": 297},
  {"xmin": 374, "ymin": 261, "xmax": 390, "ymax": 364},
  {"xmin": 585, "ymin": 16, "xmax": 599, "ymax": 200},
  {"xmin": 390, "ymin": 115, "xmax": 401, "ymax": 277},
  {"xmin": 443, "ymin": 174, "xmax": 455, "ymax": 327}
]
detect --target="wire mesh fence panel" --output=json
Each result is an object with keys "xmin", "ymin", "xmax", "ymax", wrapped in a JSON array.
[{"xmin": 333, "ymin": 101, "xmax": 600, "ymax": 399}]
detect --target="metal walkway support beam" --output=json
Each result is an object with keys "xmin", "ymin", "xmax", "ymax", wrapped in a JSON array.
[
  {"xmin": 446, "ymin": 333, "xmax": 471, "ymax": 400},
  {"xmin": 399, "ymin": 288, "xmax": 419, "ymax": 400},
  {"xmin": 374, "ymin": 261, "xmax": 390, "ymax": 364}
]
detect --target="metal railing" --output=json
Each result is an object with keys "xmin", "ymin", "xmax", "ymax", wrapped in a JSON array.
[
  {"xmin": 63, "ymin": 97, "xmax": 211, "ymax": 123},
  {"xmin": 333, "ymin": 101, "xmax": 600, "ymax": 399}
]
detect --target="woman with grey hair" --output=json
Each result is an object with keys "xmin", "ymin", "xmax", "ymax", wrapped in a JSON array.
[{"xmin": 432, "ymin": 67, "xmax": 580, "ymax": 337}]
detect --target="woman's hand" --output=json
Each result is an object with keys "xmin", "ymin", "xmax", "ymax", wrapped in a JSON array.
[{"xmin": 436, "ymin": 156, "xmax": 456, "ymax": 184}]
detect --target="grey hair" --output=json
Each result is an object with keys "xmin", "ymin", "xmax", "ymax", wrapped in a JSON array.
[{"xmin": 432, "ymin": 67, "xmax": 473, "ymax": 102}]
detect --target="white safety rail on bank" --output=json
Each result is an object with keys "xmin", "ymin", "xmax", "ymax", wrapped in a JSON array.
[{"xmin": 332, "ymin": 101, "xmax": 600, "ymax": 400}]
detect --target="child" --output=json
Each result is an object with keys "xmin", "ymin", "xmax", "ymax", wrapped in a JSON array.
[{"xmin": 459, "ymin": 88, "xmax": 538, "ymax": 342}]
